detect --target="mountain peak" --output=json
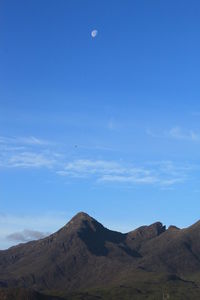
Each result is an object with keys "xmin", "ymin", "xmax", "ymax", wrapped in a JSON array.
[
  {"xmin": 64, "ymin": 212, "xmax": 99, "ymax": 232},
  {"xmin": 68, "ymin": 211, "xmax": 96, "ymax": 225},
  {"xmin": 72, "ymin": 211, "xmax": 93, "ymax": 221},
  {"xmin": 150, "ymin": 222, "xmax": 166, "ymax": 233},
  {"xmin": 128, "ymin": 221, "xmax": 166, "ymax": 240},
  {"xmin": 168, "ymin": 225, "xmax": 180, "ymax": 231}
]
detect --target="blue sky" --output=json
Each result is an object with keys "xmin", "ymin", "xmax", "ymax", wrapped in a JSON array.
[{"xmin": 1, "ymin": 0, "xmax": 200, "ymax": 249}]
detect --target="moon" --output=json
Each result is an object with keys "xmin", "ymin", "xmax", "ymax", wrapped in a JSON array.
[{"xmin": 91, "ymin": 29, "xmax": 98, "ymax": 38}]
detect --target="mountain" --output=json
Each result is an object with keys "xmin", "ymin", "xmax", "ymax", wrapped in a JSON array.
[{"xmin": 1, "ymin": 212, "xmax": 200, "ymax": 299}]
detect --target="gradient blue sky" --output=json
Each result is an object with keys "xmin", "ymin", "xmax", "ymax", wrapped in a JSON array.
[{"xmin": 1, "ymin": 0, "xmax": 200, "ymax": 249}]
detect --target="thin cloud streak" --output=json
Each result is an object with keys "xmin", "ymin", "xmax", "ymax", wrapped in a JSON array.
[
  {"xmin": 0, "ymin": 135, "xmax": 58, "ymax": 169},
  {"xmin": 6, "ymin": 229, "xmax": 50, "ymax": 242},
  {"xmin": 0, "ymin": 212, "xmax": 71, "ymax": 249},
  {"xmin": 7, "ymin": 152, "xmax": 56, "ymax": 168},
  {"xmin": 58, "ymin": 159, "xmax": 188, "ymax": 187},
  {"xmin": 99, "ymin": 175, "xmax": 158, "ymax": 184},
  {"xmin": 0, "ymin": 136, "xmax": 50, "ymax": 146},
  {"xmin": 0, "ymin": 135, "xmax": 195, "ymax": 187},
  {"xmin": 147, "ymin": 127, "xmax": 200, "ymax": 142},
  {"xmin": 168, "ymin": 127, "xmax": 200, "ymax": 141}
]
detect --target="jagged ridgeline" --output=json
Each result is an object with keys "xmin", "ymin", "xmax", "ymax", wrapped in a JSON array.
[{"xmin": 1, "ymin": 212, "xmax": 200, "ymax": 299}]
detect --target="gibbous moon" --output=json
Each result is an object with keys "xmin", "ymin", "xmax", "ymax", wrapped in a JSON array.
[{"xmin": 91, "ymin": 29, "xmax": 98, "ymax": 38}]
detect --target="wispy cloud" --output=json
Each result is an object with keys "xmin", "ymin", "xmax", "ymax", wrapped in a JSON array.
[
  {"xmin": 0, "ymin": 135, "xmax": 49, "ymax": 146},
  {"xmin": 58, "ymin": 159, "xmax": 126, "ymax": 177},
  {"xmin": 107, "ymin": 118, "xmax": 117, "ymax": 131},
  {"xmin": 0, "ymin": 135, "xmax": 194, "ymax": 188},
  {"xmin": 0, "ymin": 211, "xmax": 71, "ymax": 249},
  {"xmin": 147, "ymin": 127, "xmax": 200, "ymax": 142},
  {"xmin": 7, "ymin": 152, "xmax": 56, "ymax": 168},
  {"xmin": 6, "ymin": 229, "xmax": 50, "ymax": 243},
  {"xmin": 58, "ymin": 159, "xmax": 188, "ymax": 187},
  {"xmin": 99, "ymin": 174, "xmax": 158, "ymax": 184},
  {"xmin": 168, "ymin": 127, "xmax": 200, "ymax": 141},
  {"xmin": 0, "ymin": 135, "xmax": 57, "ymax": 168}
]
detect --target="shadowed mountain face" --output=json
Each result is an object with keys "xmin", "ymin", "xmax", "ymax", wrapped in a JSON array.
[{"xmin": 1, "ymin": 212, "xmax": 200, "ymax": 299}]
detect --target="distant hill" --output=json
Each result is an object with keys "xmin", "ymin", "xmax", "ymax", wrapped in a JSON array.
[{"xmin": 1, "ymin": 212, "xmax": 200, "ymax": 299}]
